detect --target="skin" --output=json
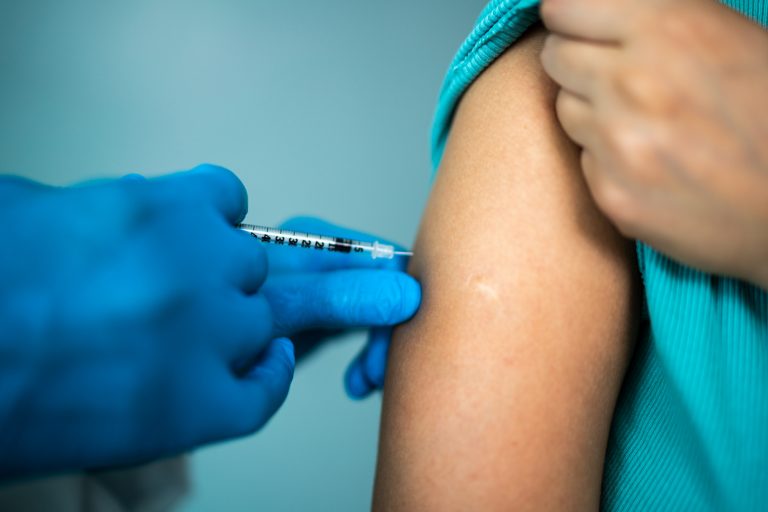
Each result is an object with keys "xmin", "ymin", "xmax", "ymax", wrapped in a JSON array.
[
  {"xmin": 539, "ymin": 0, "xmax": 768, "ymax": 290},
  {"xmin": 373, "ymin": 26, "xmax": 639, "ymax": 511}
]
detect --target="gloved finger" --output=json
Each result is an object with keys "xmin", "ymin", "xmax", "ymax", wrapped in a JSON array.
[
  {"xmin": 344, "ymin": 328, "xmax": 390, "ymax": 399},
  {"xmin": 222, "ymin": 230, "xmax": 269, "ymax": 295},
  {"xmin": 153, "ymin": 164, "xmax": 248, "ymax": 224},
  {"xmin": 541, "ymin": 34, "xmax": 618, "ymax": 100},
  {"xmin": 231, "ymin": 338, "xmax": 295, "ymax": 434},
  {"xmin": 362, "ymin": 327, "xmax": 391, "ymax": 389},
  {"xmin": 267, "ymin": 216, "xmax": 410, "ymax": 273},
  {"xmin": 216, "ymin": 293, "xmax": 274, "ymax": 368},
  {"xmin": 262, "ymin": 269, "xmax": 421, "ymax": 338},
  {"xmin": 555, "ymin": 89, "xmax": 597, "ymax": 149},
  {"xmin": 345, "ymin": 352, "xmax": 375, "ymax": 400}
]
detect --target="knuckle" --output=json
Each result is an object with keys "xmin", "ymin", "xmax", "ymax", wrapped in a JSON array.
[
  {"xmin": 117, "ymin": 178, "xmax": 162, "ymax": 223},
  {"xmin": 603, "ymin": 124, "xmax": 659, "ymax": 176},
  {"xmin": 195, "ymin": 163, "xmax": 246, "ymax": 196},
  {"xmin": 589, "ymin": 118, "xmax": 610, "ymax": 152},
  {"xmin": 539, "ymin": 0, "xmax": 562, "ymax": 25},
  {"xmin": 611, "ymin": 67, "xmax": 650, "ymax": 106},
  {"xmin": 611, "ymin": 66, "xmax": 678, "ymax": 115},
  {"xmin": 655, "ymin": 4, "xmax": 707, "ymax": 45},
  {"xmin": 591, "ymin": 179, "xmax": 637, "ymax": 233},
  {"xmin": 595, "ymin": 119, "xmax": 623, "ymax": 157}
]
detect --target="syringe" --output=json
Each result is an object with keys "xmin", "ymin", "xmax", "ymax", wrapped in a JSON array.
[{"xmin": 238, "ymin": 224, "xmax": 413, "ymax": 260}]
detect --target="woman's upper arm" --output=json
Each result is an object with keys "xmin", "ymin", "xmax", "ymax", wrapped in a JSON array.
[{"xmin": 373, "ymin": 26, "xmax": 639, "ymax": 511}]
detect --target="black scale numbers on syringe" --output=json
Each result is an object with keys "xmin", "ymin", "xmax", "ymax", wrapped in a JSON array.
[{"xmin": 237, "ymin": 224, "xmax": 413, "ymax": 260}]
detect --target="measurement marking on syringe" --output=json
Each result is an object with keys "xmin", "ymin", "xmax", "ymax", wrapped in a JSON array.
[{"xmin": 237, "ymin": 224, "xmax": 412, "ymax": 260}]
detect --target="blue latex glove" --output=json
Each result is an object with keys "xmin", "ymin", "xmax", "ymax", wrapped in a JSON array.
[
  {"xmin": 0, "ymin": 165, "xmax": 294, "ymax": 478},
  {"xmin": 258, "ymin": 217, "xmax": 420, "ymax": 399}
]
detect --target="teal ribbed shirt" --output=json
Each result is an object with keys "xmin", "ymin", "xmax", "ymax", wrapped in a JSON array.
[{"xmin": 431, "ymin": 2, "xmax": 768, "ymax": 509}]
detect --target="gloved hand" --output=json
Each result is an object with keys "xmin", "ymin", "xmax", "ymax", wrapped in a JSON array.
[
  {"xmin": 0, "ymin": 165, "xmax": 294, "ymax": 478},
  {"xmin": 259, "ymin": 217, "xmax": 421, "ymax": 399}
]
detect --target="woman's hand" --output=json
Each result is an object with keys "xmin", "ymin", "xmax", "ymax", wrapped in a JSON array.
[{"xmin": 539, "ymin": 0, "xmax": 768, "ymax": 289}]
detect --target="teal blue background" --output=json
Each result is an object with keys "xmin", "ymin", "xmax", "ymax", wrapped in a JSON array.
[{"xmin": 0, "ymin": 1, "xmax": 485, "ymax": 510}]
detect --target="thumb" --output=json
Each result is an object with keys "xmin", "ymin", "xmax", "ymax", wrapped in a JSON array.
[{"xmin": 233, "ymin": 338, "xmax": 296, "ymax": 434}]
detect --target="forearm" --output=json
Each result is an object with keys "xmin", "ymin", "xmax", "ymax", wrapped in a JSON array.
[{"xmin": 373, "ymin": 27, "xmax": 639, "ymax": 511}]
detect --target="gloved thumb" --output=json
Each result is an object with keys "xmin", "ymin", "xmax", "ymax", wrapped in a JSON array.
[{"xmin": 233, "ymin": 338, "xmax": 295, "ymax": 434}]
